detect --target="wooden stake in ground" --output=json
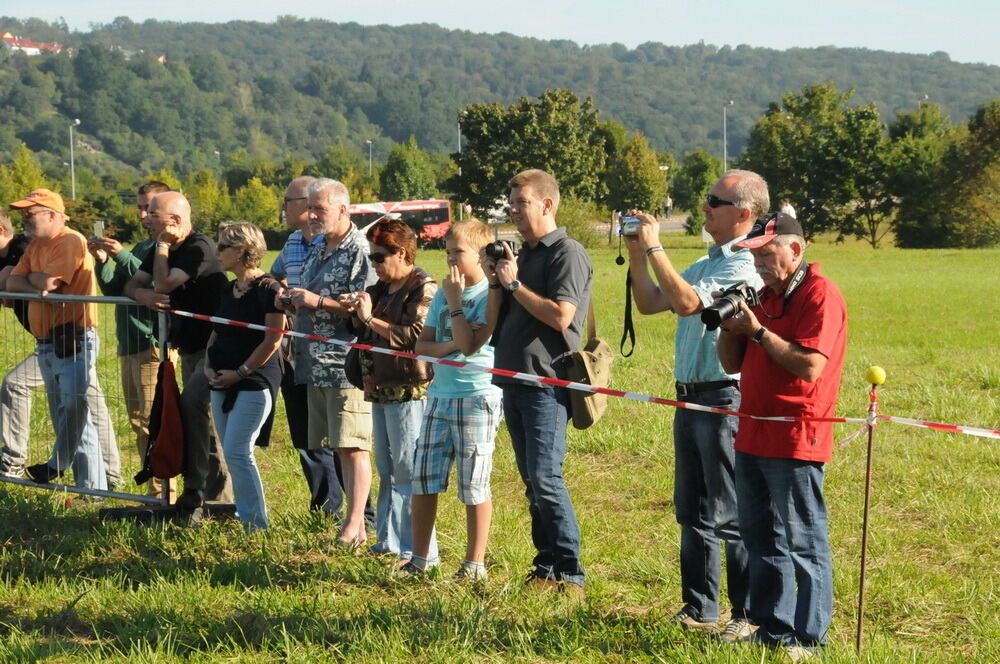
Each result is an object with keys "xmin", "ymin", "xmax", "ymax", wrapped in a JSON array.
[{"xmin": 856, "ymin": 366, "xmax": 886, "ymax": 654}]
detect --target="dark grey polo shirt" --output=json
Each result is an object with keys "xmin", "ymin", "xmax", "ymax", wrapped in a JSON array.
[{"xmin": 492, "ymin": 227, "xmax": 593, "ymax": 385}]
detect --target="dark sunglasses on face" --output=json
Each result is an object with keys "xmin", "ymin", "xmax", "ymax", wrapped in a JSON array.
[
  {"xmin": 706, "ymin": 193, "xmax": 736, "ymax": 208},
  {"xmin": 369, "ymin": 252, "xmax": 389, "ymax": 264},
  {"xmin": 282, "ymin": 196, "xmax": 306, "ymax": 206}
]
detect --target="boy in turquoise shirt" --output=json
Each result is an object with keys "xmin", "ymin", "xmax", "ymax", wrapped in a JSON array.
[{"xmin": 408, "ymin": 220, "xmax": 503, "ymax": 580}]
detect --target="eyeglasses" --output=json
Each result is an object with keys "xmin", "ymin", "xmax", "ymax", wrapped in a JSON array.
[
  {"xmin": 217, "ymin": 242, "xmax": 236, "ymax": 251},
  {"xmin": 369, "ymin": 252, "xmax": 389, "ymax": 264},
  {"xmin": 22, "ymin": 209, "xmax": 49, "ymax": 220},
  {"xmin": 282, "ymin": 196, "xmax": 306, "ymax": 206},
  {"xmin": 706, "ymin": 194, "xmax": 736, "ymax": 208}
]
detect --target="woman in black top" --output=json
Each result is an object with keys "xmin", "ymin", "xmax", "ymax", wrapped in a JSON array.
[{"xmin": 204, "ymin": 222, "xmax": 283, "ymax": 531}]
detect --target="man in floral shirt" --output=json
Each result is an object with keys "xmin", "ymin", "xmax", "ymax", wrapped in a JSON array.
[{"xmin": 280, "ymin": 178, "xmax": 376, "ymax": 547}]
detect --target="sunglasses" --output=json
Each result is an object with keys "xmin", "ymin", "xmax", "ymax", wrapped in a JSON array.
[
  {"xmin": 282, "ymin": 196, "xmax": 306, "ymax": 206},
  {"xmin": 706, "ymin": 194, "xmax": 736, "ymax": 208},
  {"xmin": 217, "ymin": 242, "xmax": 236, "ymax": 251},
  {"xmin": 369, "ymin": 252, "xmax": 390, "ymax": 264}
]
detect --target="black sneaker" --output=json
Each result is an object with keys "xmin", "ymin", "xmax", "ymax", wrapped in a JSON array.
[
  {"xmin": 26, "ymin": 463, "xmax": 63, "ymax": 483},
  {"xmin": 175, "ymin": 489, "xmax": 204, "ymax": 510}
]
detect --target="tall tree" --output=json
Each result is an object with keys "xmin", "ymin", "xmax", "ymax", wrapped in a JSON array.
[
  {"xmin": 887, "ymin": 103, "xmax": 957, "ymax": 248},
  {"xmin": 452, "ymin": 89, "xmax": 606, "ymax": 215},
  {"xmin": 671, "ymin": 148, "xmax": 721, "ymax": 235},
  {"xmin": 379, "ymin": 137, "xmax": 437, "ymax": 201},
  {"xmin": 0, "ymin": 143, "xmax": 49, "ymax": 210},
  {"xmin": 602, "ymin": 133, "xmax": 667, "ymax": 213},
  {"xmin": 740, "ymin": 83, "xmax": 892, "ymax": 244}
]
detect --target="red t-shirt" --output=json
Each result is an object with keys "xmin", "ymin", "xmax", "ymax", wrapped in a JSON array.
[{"xmin": 734, "ymin": 263, "xmax": 847, "ymax": 462}]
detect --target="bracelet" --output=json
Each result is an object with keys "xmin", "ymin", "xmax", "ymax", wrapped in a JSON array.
[
  {"xmin": 237, "ymin": 364, "xmax": 253, "ymax": 378},
  {"xmin": 363, "ymin": 314, "xmax": 374, "ymax": 327},
  {"xmin": 317, "ymin": 295, "xmax": 326, "ymax": 310},
  {"xmin": 646, "ymin": 246, "xmax": 664, "ymax": 256},
  {"xmin": 450, "ymin": 310, "xmax": 465, "ymax": 318},
  {"xmin": 156, "ymin": 242, "xmax": 170, "ymax": 250}
]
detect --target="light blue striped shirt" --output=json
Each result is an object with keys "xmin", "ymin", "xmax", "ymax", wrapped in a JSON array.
[{"xmin": 674, "ymin": 236, "xmax": 762, "ymax": 384}]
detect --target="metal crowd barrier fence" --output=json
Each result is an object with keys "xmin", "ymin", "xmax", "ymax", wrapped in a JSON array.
[{"xmin": 0, "ymin": 291, "xmax": 167, "ymax": 505}]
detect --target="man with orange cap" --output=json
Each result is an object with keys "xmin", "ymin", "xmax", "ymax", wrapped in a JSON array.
[{"xmin": 7, "ymin": 188, "xmax": 105, "ymax": 489}]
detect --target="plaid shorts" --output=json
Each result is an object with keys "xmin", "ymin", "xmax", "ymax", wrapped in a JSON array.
[{"xmin": 412, "ymin": 393, "xmax": 503, "ymax": 505}]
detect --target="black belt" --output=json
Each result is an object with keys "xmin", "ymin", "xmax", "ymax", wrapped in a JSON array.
[{"xmin": 675, "ymin": 379, "xmax": 739, "ymax": 397}]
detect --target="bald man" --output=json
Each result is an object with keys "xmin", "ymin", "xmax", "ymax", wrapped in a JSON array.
[{"xmin": 126, "ymin": 191, "xmax": 230, "ymax": 510}]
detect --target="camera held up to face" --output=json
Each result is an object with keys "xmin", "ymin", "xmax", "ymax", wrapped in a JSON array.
[{"xmin": 484, "ymin": 240, "xmax": 518, "ymax": 261}]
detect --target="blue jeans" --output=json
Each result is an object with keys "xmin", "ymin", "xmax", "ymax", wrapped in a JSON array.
[
  {"xmin": 211, "ymin": 389, "xmax": 271, "ymax": 530},
  {"xmin": 38, "ymin": 329, "xmax": 106, "ymax": 490},
  {"xmin": 502, "ymin": 385, "xmax": 584, "ymax": 586},
  {"xmin": 736, "ymin": 451, "xmax": 832, "ymax": 647},
  {"xmin": 673, "ymin": 385, "xmax": 748, "ymax": 622},
  {"xmin": 372, "ymin": 400, "xmax": 438, "ymax": 561}
]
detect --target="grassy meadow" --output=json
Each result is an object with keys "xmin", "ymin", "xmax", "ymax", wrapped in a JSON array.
[{"xmin": 0, "ymin": 233, "xmax": 997, "ymax": 663}]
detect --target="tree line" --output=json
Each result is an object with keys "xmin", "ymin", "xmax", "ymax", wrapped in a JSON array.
[{"xmin": 2, "ymin": 15, "xmax": 1000, "ymax": 172}]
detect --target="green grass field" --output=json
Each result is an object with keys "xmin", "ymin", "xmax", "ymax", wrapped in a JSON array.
[{"xmin": 0, "ymin": 234, "xmax": 997, "ymax": 663}]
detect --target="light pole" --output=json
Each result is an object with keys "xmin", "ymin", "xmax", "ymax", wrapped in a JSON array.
[
  {"xmin": 457, "ymin": 122, "xmax": 463, "ymax": 220},
  {"xmin": 69, "ymin": 118, "xmax": 80, "ymax": 199},
  {"xmin": 365, "ymin": 139, "xmax": 373, "ymax": 178},
  {"xmin": 722, "ymin": 100, "xmax": 734, "ymax": 170}
]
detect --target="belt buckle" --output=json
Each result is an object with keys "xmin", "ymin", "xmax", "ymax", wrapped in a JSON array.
[{"xmin": 676, "ymin": 383, "xmax": 690, "ymax": 397}]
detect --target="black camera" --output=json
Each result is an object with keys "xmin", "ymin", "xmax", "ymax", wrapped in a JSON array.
[
  {"xmin": 701, "ymin": 281, "xmax": 761, "ymax": 331},
  {"xmin": 484, "ymin": 240, "xmax": 517, "ymax": 260}
]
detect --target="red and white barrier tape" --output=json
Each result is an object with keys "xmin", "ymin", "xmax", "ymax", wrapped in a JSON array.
[{"xmin": 171, "ymin": 309, "xmax": 1000, "ymax": 440}]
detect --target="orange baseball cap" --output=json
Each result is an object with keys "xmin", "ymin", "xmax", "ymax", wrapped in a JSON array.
[{"xmin": 10, "ymin": 188, "xmax": 69, "ymax": 218}]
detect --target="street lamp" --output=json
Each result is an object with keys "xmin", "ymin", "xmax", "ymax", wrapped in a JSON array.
[
  {"xmin": 69, "ymin": 118, "xmax": 80, "ymax": 199},
  {"xmin": 457, "ymin": 122, "xmax": 463, "ymax": 220},
  {"xmin": 365, "ymin": 139, "xmax": 373, "ymax": 178},
  {"xmin": 722, "ymin": 100, "xmax": 734, "ymax": 170}
]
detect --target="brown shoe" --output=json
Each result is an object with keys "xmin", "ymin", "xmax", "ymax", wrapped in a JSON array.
[
  {"xmin": 561, "ymin": 580, "xmax": 585, "ymax": 599},
  {"xmin": 671, "ymin": 608, "xmax": 718, "ymax": 632},
  {"xmin": 526, "ymin": 576, "xmax": 561, "ymax": 592}
]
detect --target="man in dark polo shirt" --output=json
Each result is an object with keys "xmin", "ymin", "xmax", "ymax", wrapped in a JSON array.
[
  {"xmin": 125, "ymin": 191, "xmax": 230, "ymax": 509},
  {"xmin": 483, "ymin": 169, "xmax": 592, "ymax": 595}
]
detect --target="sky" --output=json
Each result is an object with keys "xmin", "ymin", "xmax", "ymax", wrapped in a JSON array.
[{"xmin": 3, "ymin": 0, "xmax": 999, "ymax": 67}]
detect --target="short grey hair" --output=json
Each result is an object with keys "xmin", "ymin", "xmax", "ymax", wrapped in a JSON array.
[
  {"xmin": 307, "ymin": 178, "xmax": 350, "ymax": 207},
  {"xmin": 722, "ymin": 169, "xmax": 770, "ymax": 218},
  {"xmin": 772, "ymin": 234, "xmax": 806, "ymax": 250}
]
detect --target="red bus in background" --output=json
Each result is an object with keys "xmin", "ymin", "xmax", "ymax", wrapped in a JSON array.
[{"xmin": 349, "ymin": 199, "xmax": 452, "ymax": 246}]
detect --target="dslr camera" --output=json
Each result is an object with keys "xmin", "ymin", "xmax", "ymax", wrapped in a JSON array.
[
  {"xmin": 484, "ymin": 240, "xmax": 518, "ymax": 260},
  {"xmin": 701, "ymin": 281, "xmax": 761, "ymax": 331}
]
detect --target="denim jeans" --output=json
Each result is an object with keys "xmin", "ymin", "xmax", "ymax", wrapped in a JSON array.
[
  {"xmin": 1, "ymin": 346, "xmax": 120, "ymax": 483},
  {"xmin": 211, "ymin": 389, "xmax": 271, "ymax": 530},
  {"xmin": 736, "ymin": 451, "xmax": 832, "ymax": 647},
  {"xmin": 502, "ymin": 385, "xmax": 584, "ymax": 586},
  {"xmin": 371, "ymin": 399, "xmax": 438, "ymax": 561},
  {"xmin": 37, "ymin": 328, "xmax": 106, "ymax": 489},
  {"xmin": 673, "ymin": 385, "xmax": 749, "ymax": 621}
]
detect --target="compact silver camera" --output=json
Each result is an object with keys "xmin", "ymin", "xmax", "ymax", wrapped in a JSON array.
[{"xmin": 620, "ymin": 216, "xmax": 641, "ymax": 236}]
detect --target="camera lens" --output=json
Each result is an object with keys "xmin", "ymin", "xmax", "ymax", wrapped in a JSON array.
[{"xmin": 701, "ymin": 295, "xmax": 739, "ymax": 331}]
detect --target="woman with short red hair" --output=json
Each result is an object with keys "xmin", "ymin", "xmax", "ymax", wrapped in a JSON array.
[{"xmin": 342, "ymin": 219, "xmax": 439, "ymax": 565}]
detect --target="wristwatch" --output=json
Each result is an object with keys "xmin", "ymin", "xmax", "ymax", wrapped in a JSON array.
[
  {"xmin": 507, "ymin": 280, "xmax": 522, "ymax": 292},
  {"xmin": 751, "ymin": 326, "xmax": 768, "ymax": 345}
]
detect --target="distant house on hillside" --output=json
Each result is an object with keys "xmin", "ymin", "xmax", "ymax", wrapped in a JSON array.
[{"xmin": 1, "ymin": 31, "xmax": 65, "ymax": 55}]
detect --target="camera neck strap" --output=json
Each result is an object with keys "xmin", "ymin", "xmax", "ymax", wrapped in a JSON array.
[{"xmin": 759, "ymin": 260, "xmax": 809, "ymax": 320}]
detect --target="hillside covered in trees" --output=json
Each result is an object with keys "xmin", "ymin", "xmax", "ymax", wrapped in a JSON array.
[{"xmin": 2, "ymin": 15, "xmax": 1000, "ymax": 176}]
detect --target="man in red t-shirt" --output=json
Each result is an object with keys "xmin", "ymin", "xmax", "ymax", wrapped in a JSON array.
[{"xmin": 716, "ymin": 212, "xmax": 847, "ymax": 655}]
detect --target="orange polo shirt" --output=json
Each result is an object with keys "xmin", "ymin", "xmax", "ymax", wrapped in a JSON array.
[{"xmin": 10, "ymin": 227, "xmax": 97, "ymax": 338}]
